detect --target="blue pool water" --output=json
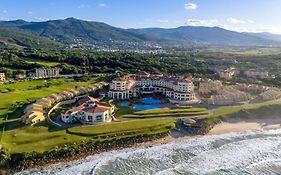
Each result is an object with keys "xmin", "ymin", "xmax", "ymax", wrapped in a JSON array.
[
  {"xmin": 142, "ymin": 97, "xmax": 161, "ymax": 104},
  {"xmin": 120, "ymin": 97, "xmax": 165, "ymax": 110},
  {"xmin": 133, "ymin": 104, "xmax": 165, "ymax": 110},
  {"xmin": 120, "ymin": 101, "xmax": 129, "ymax": 107}
]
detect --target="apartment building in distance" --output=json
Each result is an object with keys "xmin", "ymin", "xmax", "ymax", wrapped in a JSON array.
[
  {"xmin": 199, "ymin": 79, "xmax": 223, "ymax": 96},
  {"xmin": 108, "ymin": 72, "xmax": 197, "ymax": 104},
  {"xmin": 244, "ymin": 69, "xmax": 269, "ymax": 79},
  {"xmin": 218, "ymin": 68, "xmax": 236, "ymax": 80},
  {"xmin": 0, "ymin": 73, "xmax": 5, "ymax": 82},
  {"xmin": 35, "ymin": 68, "xmax": 60, "ymax": 79}
]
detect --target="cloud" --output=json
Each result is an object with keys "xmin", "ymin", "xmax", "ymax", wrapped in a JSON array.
[
  {"xmin": 0, "ymin": 17, "xmax": 9, "ymax": 21},
  {"xmin": 27, "ymin": 11, "xmax": 33, "ymax": 15},
  {"xmin": 2, "ymin": 10, "xmax": 7, "ymax": 14},
  {"xmin": 227, "ymin": 17, "xmax": 255, "ymax": 24},
  {"xmin": 184, "ymin": 3, "xmax": 197, "ymax": 10},
  {"xmin": 33, "ymin": 17, "xmax": 49, "ymax": 21},
  {"xmin": 157, "ymin": 19, "xmax": 169, "ymax": 23},
  {"xmin": 99, "ymin": 3, "xmax": 106, "ymax": 7},
  {"xmin": 186, "ymin": 19, "xmax": 220, "ymax": 27}
]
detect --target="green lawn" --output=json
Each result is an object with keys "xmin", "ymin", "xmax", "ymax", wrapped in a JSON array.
[
  {"xmin": 0, "ymin": 78, "xmax": 96, "ymax": 127},
  {"xmin": 68, "ymin": 119, "xmax": 176, "ymax": 138},
  {"xmin": 2, "ymin": 119, "xmax": 176, "ymax": 153},
  {"xmin": 116, "ymin": 106, "xmax": 208, "ymax": 119},
  {"xmin": 0, "ymin": 78, "xmax": 178, "ymax": 154},
  {"xmin": 3, "ymin": 77, "xmax": 281, "ymax": 155},
  {"xmin": 19, "ymin": 57, "xmax": 61, "ymax": 67},
  {"xmin": 203, "ymin": 99, "xmax": 281, "ymax": 120}
]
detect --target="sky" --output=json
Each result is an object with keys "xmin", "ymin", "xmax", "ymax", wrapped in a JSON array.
[{"xmin": 1, "ymin": 0, "xmax": 281, "ymax": 34}]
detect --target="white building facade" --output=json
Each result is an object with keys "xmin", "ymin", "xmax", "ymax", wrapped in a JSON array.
[
  {"xmin": 0, "ymin": 73, "xmax": 5, "ymax": 82},
  {"xmin": 35, "ymin": 68, "xmax": 60, "ymax": 79},
  {"xmin": 108, "ymin": 72, "xmax": 197, "ymax": 103},
  {"xmin": 61, "ymin": 96, "xmax": 115, "ymax": 124}
]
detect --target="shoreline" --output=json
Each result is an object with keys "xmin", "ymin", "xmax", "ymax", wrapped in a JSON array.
[
  {"xmin": 138, "ymin": 117, "xmax": 281, "ymax": 148},
  {"xmin": 3, "ymin": 113, "xmax": 281, "ymax": 174},
  {"xmin": 208, "ymin": 118, "xmax": 281, "ymax": 135}
]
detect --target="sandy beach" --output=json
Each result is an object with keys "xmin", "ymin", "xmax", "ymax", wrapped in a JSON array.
[
  {"xmin": 208, "ymin": 118, "xmax": 281, "ymax": 135},
  {"xmin": 139, "ymin": 117, "xmax": 281, "ymax": 148}
]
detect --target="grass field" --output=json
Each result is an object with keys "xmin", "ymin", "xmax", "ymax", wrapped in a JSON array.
[
  {"xmin": 2, "ymin": 76, "xmax": 281, "ymax": 154},
  {"xmin": 116, "ymin": 106, "xmax": 208, "ymax": 119},
  {"xmin": 203, "ymin": 99, "xmax": 281, "ymax": 120},
  {"xmin": 0, "ymin": 78, "xmax": 178, "ymax": 153},
  {"xmin": 203, "ymin": 48, "xmax": 281, "ymax": 56},
  {"xmin": 19, "ymin": 57, "xmax": 61, "ymax": 67},
  {"xmin": 0, "ymin": 79, "xmax": 97, "ymax": 123},
  {"xmin": 2, "ymin": 119, "xmax": 176, "ymax": 153}
]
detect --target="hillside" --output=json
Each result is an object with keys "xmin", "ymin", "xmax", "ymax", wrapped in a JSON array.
[
  {"xmin": 131, "ymin": 26, "xmax": 278, "ymax": 46},
  {"xmin": 0, "ymin": 28, "xmax": 62, "ymax": 49},
  {"xmin": 245, "ymin": 32, "xmax": 281, "ymax": 42},
  {"xmin": 0, "ymin": 18, "xmax": 280, "ymax": 47},
  {"xmin": 0, "ymin": 18, "xmax": 154, "ymax": 44}
]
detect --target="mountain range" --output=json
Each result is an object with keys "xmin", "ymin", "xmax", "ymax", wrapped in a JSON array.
[{"xmin": 0, "ymin": 17, "xmax": 280, "ymax": 48}]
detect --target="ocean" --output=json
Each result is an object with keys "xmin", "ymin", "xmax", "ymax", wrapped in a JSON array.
[{"xmin": 16, "ymin": 129, "xmax": 281, "ymax": 175}]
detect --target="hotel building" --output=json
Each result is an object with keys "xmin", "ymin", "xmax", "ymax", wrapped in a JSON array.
[
  {"xmin": 61, "ymin": 96, "xmax": 115, "ymax": 124},
  {"xmin": 108, "ymin": 72, "xmax": 197, "ymax": 104}
]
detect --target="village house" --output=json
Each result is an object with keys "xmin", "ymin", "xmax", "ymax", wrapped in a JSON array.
[
  {"xmin": 244, "ymin": 70, "xmax": 269, "ymax": 79},
  {"xmin": 108, "ymin": 72, "xmax": 197, "ymax": 104},
  {"xmin": 15, "ymin": 73, "xmax": 26, "ymax": 79},
  {"xmin": 199, "ymin": 79, "xmax": 223, "ymax": 95},
  {"xmin": 48, "ymin": 94, "xmax": 63, "ymax": 102},
  {"xmin": 0, "ymin": 73, "xmax": 6, "ymax": 82},
  {"xmin": 61, "ymin": 96, "xmax": 115, "ymax": 124},
  {"xmin": 20, "ymin": 81, "xmax": 109, "ymax": 125},
  {"xmin": 218, "ymin": 68, "xmax": 236, "ymax": 80},
  {"xmin": 21, "ymin": 111, "xmax": 45, "ymax": 125}
]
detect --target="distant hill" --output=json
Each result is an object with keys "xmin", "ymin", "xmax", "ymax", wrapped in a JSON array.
[
  {"xmin": 131, "ymin": 26, "xmax": 279, "ymax": 46},
  {"xmin": 0, "ymin": 18, "xmax": 154, "ymax": 44},
  {"xmin": 245, "ymin": 32, "xmax": 281, "ymax": 42},
  {"xmin": 0, "ymin": 18, "xmax": 280, "ymax": 47},
  {"xmin": 0, "ymin": 28, "xmax": 62, "ymax": 49}
]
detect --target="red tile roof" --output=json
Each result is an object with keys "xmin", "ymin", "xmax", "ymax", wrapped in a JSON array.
[{"xmin": 78, "ymin": 96, "xmax": 98, "ymax": 105}]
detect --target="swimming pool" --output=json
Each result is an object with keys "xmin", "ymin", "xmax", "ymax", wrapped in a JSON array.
[{"xmin": 120, "ymin": 97, "xmax": 165, "ymax": 110}]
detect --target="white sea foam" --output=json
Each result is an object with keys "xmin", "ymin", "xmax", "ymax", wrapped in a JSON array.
[{"xmin": 15, "ymin": 128, "xmax": 281, "ymax": 175}]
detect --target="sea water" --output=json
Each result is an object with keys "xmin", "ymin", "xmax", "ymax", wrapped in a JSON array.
[{"xmin": 16, "ymin": 129, "xmax": 281, "ymax": 175}]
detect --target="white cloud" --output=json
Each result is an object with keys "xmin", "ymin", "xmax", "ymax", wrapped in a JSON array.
[
  {"xmin": 227, "ymin": 17, "xmax": 255, "ymax": 24},
  {"xmin": 99, "ymin": 3, "xmax": 106, "ymax": 7},
  {"xmin": 157, "ymin": 19, "xmax": 169, "ymax": 23},
  {"xmin": 227, "ymin": 17, "xmax": 246, "ymax": 24},
  {"xmin": 184, "ymin": 3, "xmax": 197, "ymax": 10},
  {"xmin": 247, "ymin": 20, "xmax": 255, "ymax": 24},
  {"xmin": 27, "ymin": 11, "xmax": 33, "ymax": 15},
  {"xmin": 2, "ymin": 10, "xmax": 7, "ymax": 14},
  {"xmin": 0, "ymin": 17, "xmax": 9, "ymax": 21},
  {"xmin": 186, "ymin": 19, "xmax": 219, "ymax": 27},
  {"xmin": 33, "ymin": 17, "xmax": 49, "ymax": 21}
]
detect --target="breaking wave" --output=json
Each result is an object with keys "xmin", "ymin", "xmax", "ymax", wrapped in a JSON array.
[{"xmin": 16, "ymin": 129, "xmax": 281, "ymax": 175}]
